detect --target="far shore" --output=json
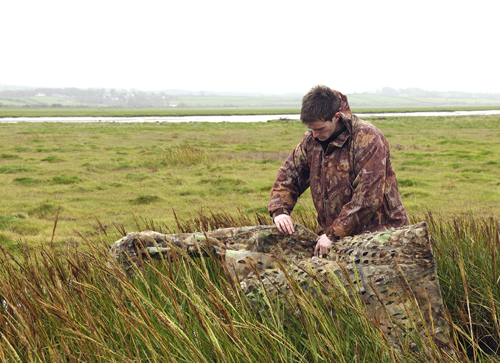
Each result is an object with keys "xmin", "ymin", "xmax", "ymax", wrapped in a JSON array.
[{"xmin": 1, "ymin": 105, "xmax": 500, "ymax": 118}]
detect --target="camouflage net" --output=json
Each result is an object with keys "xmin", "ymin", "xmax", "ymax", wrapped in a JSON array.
[{"xmin": 110, "ymin": 222, "xmax": 448, "ymax": 349}]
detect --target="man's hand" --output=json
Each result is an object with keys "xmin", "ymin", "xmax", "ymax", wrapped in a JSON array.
[
  {"xmin": 314, "ymin": 234, "xmax": 334, "ymax": 257},
  {"xmin": 274, "ymin": 214, "xmax": 295, "ymax": 234}
]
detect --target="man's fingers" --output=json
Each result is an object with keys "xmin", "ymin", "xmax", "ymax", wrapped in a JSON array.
[
  {"xmin": 274, "ymin": 214, "xmax": 294, "ymax": 234},
  {"xmin": 281, "ymin": 222, "xmax": 293, "ymax": 234},
  {"xmin": 314, "ymin": 234, "xmax": 333, "ymax": 257},
  {"xmin": 281, "ymin": 223, "xmax": 289, "ymax": 234},
  {"xmin": 274, "ymin": 220, "xmax": 283, "ymax": 232}
]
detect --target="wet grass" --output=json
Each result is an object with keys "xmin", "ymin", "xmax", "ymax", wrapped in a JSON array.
[{"xmin": 0, "ymin": 115, "xmax": 499, "ymax": 360}]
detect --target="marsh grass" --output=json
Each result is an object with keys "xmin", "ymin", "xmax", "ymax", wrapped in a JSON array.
[
  {"xmin": 424, "ymin": 212, "xmax": 500, "ymax": 357},
  {"xmin": 0, "ymin": 116, "xmax": 499, "ymax": 245},
  {"xmin": 0, "ymin": 116, "xmax": 500, "ymax": 360},
  {"xmin": 0, "ymin": 211, "xmax": 499, "ymax": 361}
]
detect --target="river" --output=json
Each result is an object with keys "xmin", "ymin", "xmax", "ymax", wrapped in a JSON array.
[{"xmin": 1, "ymin": 109, "xmax": 499, "ymax": 123}]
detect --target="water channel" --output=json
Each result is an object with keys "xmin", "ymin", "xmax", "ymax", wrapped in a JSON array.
[{"xmin": 1, "ymin": 109, "xmax": 499, "ymax": 123}]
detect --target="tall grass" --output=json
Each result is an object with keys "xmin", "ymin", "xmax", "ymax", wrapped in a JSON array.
[
  {"xmin": 1, "ymin": 211, "xmax": 499, "ymax": 361},
  {"xmin": 424, "ymin": 212, "xmax": 500, "ymax": 358}
]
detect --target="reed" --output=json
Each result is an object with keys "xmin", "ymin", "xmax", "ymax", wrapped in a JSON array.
[
  {"xmin": 0, "ymin": 211, "xmax": 499, "ymax": 362},
  {"xmin": 423, "ymin": 212, "xmax": 500, "ymax": 357}
]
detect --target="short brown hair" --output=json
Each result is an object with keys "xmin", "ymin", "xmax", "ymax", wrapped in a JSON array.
[{"xmin": 300, "ymin": 85, "xmax": 341, "ymax": 125}]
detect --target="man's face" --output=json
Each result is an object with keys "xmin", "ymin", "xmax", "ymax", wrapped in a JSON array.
[{"xmin": 307, "ymin": 120, "xmax": 336, "ymax": 141}]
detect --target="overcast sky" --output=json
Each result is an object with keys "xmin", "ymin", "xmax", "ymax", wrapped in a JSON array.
[{"xmin": 2, "ymin": 0, "xmax": 499, "ymax": 94}]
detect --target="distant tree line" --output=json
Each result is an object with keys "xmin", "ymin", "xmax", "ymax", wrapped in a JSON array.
[
  {"xmin": 0, "ymin": 88, "xmax": 173, "ymax": 107},
  {"xmin": 373, "ymin": 87, "xmax": 500, "ymax": 99},
  {"xmin": 2, "ymin": 86, "xmax": 499, "ymax": 108}
]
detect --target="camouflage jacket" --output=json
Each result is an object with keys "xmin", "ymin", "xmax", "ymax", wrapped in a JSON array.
[{"xmin": 269, "ymin": 90, "xmax": 409, "ymax": 240}]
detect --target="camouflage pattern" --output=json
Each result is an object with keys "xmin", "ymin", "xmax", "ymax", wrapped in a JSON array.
[
  {"xmin": 109, "ymin": 224, "xmax": 318, "ymax": 277},
  {"xmin": 268, "ymin": 89, "xmax": 409, "ymax": 240},
  {"xmin": 110, "ymin": 221, "xmax": 447, "ymax": 348}
]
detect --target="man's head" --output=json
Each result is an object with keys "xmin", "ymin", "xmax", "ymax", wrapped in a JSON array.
[
  {"xmin": 300, "ymin": 85, "xmax": 341, "ymax": 125},
  {"xmin": 301, "ymin": 85, "xmax": 343, "ymax": 141}
]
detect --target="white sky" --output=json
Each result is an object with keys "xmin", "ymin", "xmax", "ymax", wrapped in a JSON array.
[{"xmin": 2, "ymin": 0, "xmax": 499, "ymax": 94}]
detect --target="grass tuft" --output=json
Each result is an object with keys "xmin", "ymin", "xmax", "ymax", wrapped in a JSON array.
[
  {"xmin": 198, "ymin": 177, "xmax": 246, "ymax": 186},
  {"xmin": 13, "ymin": 177, "xmax": 42, "ymax": 186},
  {"xmin": 258, "ymin": 158, "xmax": 280, "ymax": 164},
  {"xmin": 125, "ymin": 173, "xmax": 149, "ymax": 181},
  {"xmin": 28, "ymin": 202, "xmax": 60, "ymax": 219},
  {"xmin": 131, "ymin": 195, "xmax": 162, "ymax": 205},
  {"xmin": 158, "ymin": 145, "xmax": 210, "ymax": 166},
  {"xmin": 0, "ymin": 164, "xmax": 36, "ymax": 174},
  {"xmin": 0, "ymin": 215, "xmax": 39, "ymax": 235},
  {"xmin": 0, "ymin": 231, "xmax": 12, "ymax": 243},
  {"xmin": 398, "ymin": 179, "xmax": 428, "ymax": 187},
  {"xmin": 41, "ymin": 155, "xmax": 65, "ymax": 163},
  {"xmin": 52, "ymin": 175, "xmax": 81, "ymax": 184},
  {"xmin": 0, "ymin": 153, "xmax": 20, "ymax": 159}
]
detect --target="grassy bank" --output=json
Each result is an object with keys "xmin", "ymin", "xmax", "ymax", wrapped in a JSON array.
[
  {"xmin": 1, "ymin": 105, "xmax": 500, "ymax": 118},
  {"xmin": 1, "ymin": 115, "xmax": 500, "ymax": 361}
]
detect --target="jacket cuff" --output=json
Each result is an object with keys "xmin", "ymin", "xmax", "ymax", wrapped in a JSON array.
[
  {"xmin": 325, "ymin": 226, "xmax": 337, "ymax": 242},
  {"xmin": 270, "ymin": 208, "xmax": 289, "ymax": 219}
]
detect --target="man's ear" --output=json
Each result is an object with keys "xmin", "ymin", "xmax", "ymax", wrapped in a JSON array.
[{"xmin": 333, "ymin": 112, "xmax": 341, "ymax": 122}]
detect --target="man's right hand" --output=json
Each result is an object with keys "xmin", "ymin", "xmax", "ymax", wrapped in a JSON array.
[{"xmin": 274, "ymin": 214, "xmax": 295, "ymax": 234}]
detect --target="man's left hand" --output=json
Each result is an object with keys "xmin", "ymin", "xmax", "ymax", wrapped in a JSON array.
[{"xmin": 314, "ymin": 234, "xmax": 335, "ymax": 257}]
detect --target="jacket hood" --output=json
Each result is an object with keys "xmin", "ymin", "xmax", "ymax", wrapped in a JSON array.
[{"xmin": 334, "ymin": 89, "xmax": 356, "ymax": 135}]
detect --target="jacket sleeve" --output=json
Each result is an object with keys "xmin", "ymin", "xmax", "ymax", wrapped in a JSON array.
[
  {"xmin": 326, "ymin": 130, "xmax": 389, "ymax": 239},
  {"xmin": 268, "ymin": 137, "xmax": 311, "ymax": 217}
]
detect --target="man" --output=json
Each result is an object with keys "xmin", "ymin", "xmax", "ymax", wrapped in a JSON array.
[{"xmin": 268, "ymin": 85, "xmax": 409, "ymax": 257}]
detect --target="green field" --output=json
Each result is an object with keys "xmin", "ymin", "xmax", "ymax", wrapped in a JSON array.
[
  {"xmin": 1, "ymin": 116, "xmax": 500, "ymax": 361},
  {"xmin": 1, "ymin": 115, "xmax": 499, "ymax": 247},
  {"xmin": 1, "ymin": 104, "xmax": 500, "ymax": 118}
]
